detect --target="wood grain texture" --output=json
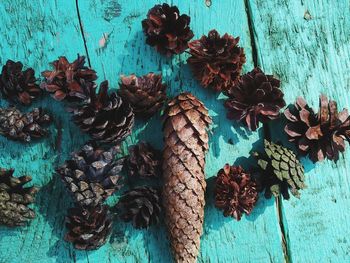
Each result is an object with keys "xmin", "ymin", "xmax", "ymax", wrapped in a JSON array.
[
  {"xmin": 0, "ymin": 0, "xmax": 349, "ymax": 262},
  {"xmin": 248, "ymin": 0, "xmax": 350, "ymax": 262}
]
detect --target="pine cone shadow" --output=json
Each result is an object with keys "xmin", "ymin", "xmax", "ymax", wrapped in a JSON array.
[{"xmin": 35, "ymin": 176, "xmax": 74, "ymax": 259}]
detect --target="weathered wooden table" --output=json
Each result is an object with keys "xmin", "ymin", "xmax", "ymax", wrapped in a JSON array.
[{"xmin": 0, "ymin": 1, "xmax": 349, "ymax": 262}]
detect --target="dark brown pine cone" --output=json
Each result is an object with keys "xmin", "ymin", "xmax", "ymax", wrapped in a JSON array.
[
  {"xmin": 118, "ymin": 73, "xmax": 167, "ymax": 118},
  {"xmin": 72, "ymin": 80, "xmax": 134, "ymax": 145},
  {"xmin": 56, "ymin": 144, "xmax": 124, "ymax": 207},
  {"xmin": 126, "ymin": 142, "xmax": 161, "ymax": 179},
  {"xmin": 214, "ymin": 164, "xmax": 258, "ymax": 221},
  {"xmin": 224, "ymin": 67, "xmax": 286, "ymax": 131},
  {"xmin": 0, "ymin": 168, "xmax": 38, "ymax": 227},
  {"xmin": 65, "ymin": 204, "xmax": 112, "ymax": 250},
  {"xmin": 0, "ymin": 107, "xmax": 51, "ymax": 142},
  {"xmin": 187, "ymin": 30, "xmax": 246, "ymax": 92},
  {"xmin": 142, "ymin": 3, "xmax": 194, "ymax": 56},
  {"xmin": 0, "ymin": 60, "xmax": 42, "ymax": 105},
  {"xmin": 41, "ymin": 56, "xmax": 97, "ymax": 102},
  {"xmin": 253, "ymin": 140, "xmax": 306, "ymax": 200},
  {"xmin": 285, "ymin": 95, "xmax": 350, "ymax": 162},
  {"xmin": 116, "ymin": 186, "xmax": 162, "ymax": 229}
]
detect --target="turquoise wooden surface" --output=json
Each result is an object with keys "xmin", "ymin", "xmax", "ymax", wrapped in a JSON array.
[{"xmin": 0, "ymin": 0, "xmax": 349, "ymax": 263}]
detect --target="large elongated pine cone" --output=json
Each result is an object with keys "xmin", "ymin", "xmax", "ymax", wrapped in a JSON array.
[
  {"xmin": 0, "ymin": 168, "xmax": 38, "ymax": 227},
  {"xmin": 72, "ymin": 80, "xmax": 134, "ymax": 145},
  {"xmin": 0, "ymin": 107, "xmax": 51, "ymax": 142},
  {"xmin": 56, "ymin": 144, "xmax": 124, "ymax": 207},
  {"xmin": 65, "ymin": 204, "xmax": 112, "ymax": 250},
  {"xmin": 284, "ymin": 95, "xmax": 350, "ymax": 162},
  {"xmin": 41, "ymin": 56, "xmax": 97, "ymax": 102},
  {"xmin": 163, "ymin": 93, "xmax": 212, "ymax": 263},
  {"xmin": 0, "ymin": 60, "xmax": 42, "ymax": 105}
]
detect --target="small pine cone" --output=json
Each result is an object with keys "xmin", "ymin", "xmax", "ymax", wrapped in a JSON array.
[
  {"xmin": 0, "ymin": 168, "xmax": 38, "ymax": 227},
  {"xmin": 72, "ymin": 80, "xmax": 134, "ymax": 145},
  {"xmin": 0, "ymin": 60, "xmax": 42, "ymax": 105},
  {"xmin": 224, "ymin": 67, "xmax": 286, "ymax": 131},
  {"xmin": 118, "ymin": 73, "xmax": 167, "ymax": 118},
  {"xmin": 163, "ymin": 93, "xmax": 212, "ymax": 263},
  {"xmin": 285, "ymin": 95, "xmax": 350, "ymax": 162},
  {"xmin": 187, "ymin": 30, "xmax": 246, "ymax": 92},
  {"xmin": 56, "ymin": 144, "xmax": 124, "ymax": 207},
  {"xmin": 253, "ymin": 140, "xmax": 306, "ymax": 200},
  {"xmin": 126, "ymin": 142, "xmax": 161, "ymax": 179},
  {"xmin": 41, "ymin": 56, "xmax": 97, "ymax": 102},
  {"xmin": 214, "ymin": 164, "xmax": 258, "ymax": 221},
  {"xmin": 142, "ymin": 3, "xmax": 194, "ymax": 56},
  {"xmin": 116, "ymin": 186, "xmax": 162, "ymax": 229},
  {"xmin": 65, "ymin": 204, "xmax": 112, "ymax": 250},
  {"xmin": 0, "ymin": 107, "xmax": 51, "ymax": 142}
]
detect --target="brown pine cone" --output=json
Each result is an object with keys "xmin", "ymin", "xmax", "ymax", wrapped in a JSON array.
[
  {"xmin": 187, "ymin": 30, "xmax": 246, "ymax": 92},
  {"xmin": 118, "ymin": 73, "xmax": 167, "ymax": 118},
  {"xmin": 126, "ymin": 142, "xmax": 161, "ymax": 179},
  {"xmin": 163, "ymin": 93, "xmax": 212, "ymax": 263},
  {"xmin": 116, "ymin": 186, "xmax": 162, "ymax": 229},
  {"xmin": 56, "ymin": 144, "xmax": 124, "ymax": 207},
  {"xmin": 65, "ymin": 204, "xmax": 112, "ymax": 250},
  {"xmin": 72, "ymin": 80, "xmax": 134, "ymax": 145},
  {"xmin": 142, "ymin": 3, "xmax": 194, "ymax": 56},
  {"xmin": 0, "ymin": 168, "xmax": 38, "ymax": 227},
  {"xmin": 253, "ymin": 140, "xmax": 306, "ymax": 200},
  {"xmin": 0, "ymin": 107, "xmax": 51, "ymax": 142},
  {"xmin": 224, "ymin": 67, "xmax": 286, "ymax": 131},
  {"xmin": 41, "ymin": 56, "xmax": 97, "ymax": 102},
  {"xmin": 214, "ymin": 164, "xmax": 258, "ymax": 221},
  {"xmin": 0, "ymin": 60, "xmax": 41, "ymax": 105},
  {"xmin": 285, "ymin": 95, "xmax": 350, "ymax": 162}
]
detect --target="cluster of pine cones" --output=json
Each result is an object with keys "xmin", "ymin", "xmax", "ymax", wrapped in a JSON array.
[{"xmin": 1, "ymin": 2, "xmax": 350, "ymax": 263}]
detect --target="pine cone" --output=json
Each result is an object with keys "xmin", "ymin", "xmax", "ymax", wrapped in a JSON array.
[
  {"xmin": 116, "ymin": 186, "xmax": 162, "ymax": 229},
  {"xmin": 0, "ymin": 60, "xmax": 41, "ymax": 105},
  {"xmin": 0, "ymin": 168, "xmax": 38, "ymax": 227},
  {"xmin": 118, "ymin": 73, "xmax": 167, "ymax": 118},
  {"xmin": 41, "ymin": 56, "xmax": 97, "ymax": 102},
  {"xmin": 0, "ymin": 107, "xmax": 51, "ymax": 142},
  {"xmin": 284, "ymin": 95, "xmax": 350, "ymax": 162},
  {"xmin": 142, "ymin": 3, "xmax": 194, "ymax": 56},
  {"xmin": 214, "ymin": 164, "xmax": 258, "ymax": 221},
  {"xmin": 65, "ymin": 204, "xmax": 112, "ymax": 250},
  {"xmin": 163, "ymin": 93, "xmax": 212, "ymax": 263},
  {"xmin": 224, "ymin": 67, "xmax": 286, "ymax": 131},
  {"xmin": 72, "ymin": 80, "xmax": 134, "ymax": 145},
  {"xmin": 56, "ymin": 144, "xmax": 124, "ymax": 207},
  {"xmin": 253, "ymin": 140, "xmax": 306, "ymax": 200},
  {"xmin": 126, "ymin": 142, "xmax": 161, "ymax": 179},
  {"xmin": 187, "ymin": 30, "xmax": 246, "ymax": 92}
]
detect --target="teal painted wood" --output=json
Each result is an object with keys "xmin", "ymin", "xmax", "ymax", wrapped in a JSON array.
[
  {"xmin": 248, "ymin": 0, "xmax": 350, "ymax": 262},
  {"xmin": 1, "ymin": 0, "xmax": 349, "ymax": 262},
  {"xmin": 77, "ymin": 0, "xmax": 284, "ymax": 263}
]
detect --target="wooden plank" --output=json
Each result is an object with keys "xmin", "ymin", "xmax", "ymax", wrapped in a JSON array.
[
  {"xmin": 248, "ymin": 0, "xmax": 350, "ymax": 261},
  {"xmin": 0, "ymin": 1, "xmax": 90, "ymax": 263},
  {"xmin": 78, "ymin": 0, "xmax": 284, "ymax": 262}
]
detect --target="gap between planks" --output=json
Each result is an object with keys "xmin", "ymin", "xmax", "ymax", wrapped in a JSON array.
[
  {"xmin": 244, "ymin": 0, "xmax": 291, "ymax": 262},
  {"xmin": 75, "ymin": 0, "xmax": 92, "ymax": 67}
]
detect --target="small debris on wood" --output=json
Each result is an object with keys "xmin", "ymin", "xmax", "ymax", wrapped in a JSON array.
[
  {"xmin": 304, "ymin": 10, "xmax": 312, "ymax": 21},
  {"xmin": 205, "ymin": 0, "xmax": 212, "ymax": 7}
]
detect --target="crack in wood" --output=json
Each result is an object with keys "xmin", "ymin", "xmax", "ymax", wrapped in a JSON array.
[
  {"xmin": 244, "ymin": 1, "xmax": 290, "ymax": 262},
  {"xmin": 75, "ymin": 0, "xmax": 92, "ymax": 67},
  {"xmin": 244, "ymin": 0, "xmax": 258, "ymax": 67}
]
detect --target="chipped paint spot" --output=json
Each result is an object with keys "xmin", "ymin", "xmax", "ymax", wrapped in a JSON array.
[
  {"xmin": 304, "ymin": 10, "xmax": 312, "ymax": 21},
  {"xmin": 205, "ymin": 0, "xmax": 212, "ymax": 7}
]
